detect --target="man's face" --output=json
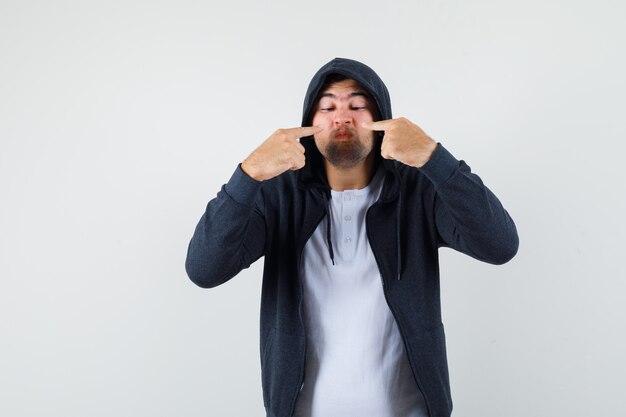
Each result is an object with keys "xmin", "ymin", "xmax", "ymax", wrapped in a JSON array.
[{"xmin": 311, "ymin": 79, "xmax": 377, "ymax": 169}]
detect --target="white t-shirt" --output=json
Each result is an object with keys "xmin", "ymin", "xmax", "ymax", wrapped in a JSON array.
[{"xmin": 294, "ymin": 168, "xmax": 428, "ymax": 417}]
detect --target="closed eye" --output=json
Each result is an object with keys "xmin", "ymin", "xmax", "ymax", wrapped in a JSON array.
[{"xmin": 319, "ymin": 106, "xmax": 367, "ymax": 112}]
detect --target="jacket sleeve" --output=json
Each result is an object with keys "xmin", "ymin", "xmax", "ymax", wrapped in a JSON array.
[
  {"xmin": 185, "ymin": 165, "xmax": 267, "ymax": 288},
  {"xmin": 419, "ymin": 143, "xmax": 519, "ymax": 265}
]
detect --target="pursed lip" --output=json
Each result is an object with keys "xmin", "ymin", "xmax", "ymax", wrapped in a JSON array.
[{"xmin": 332, "ymin": 128, "xmax": 355, "ymax": 140}]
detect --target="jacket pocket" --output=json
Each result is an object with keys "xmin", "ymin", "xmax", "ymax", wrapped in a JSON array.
[
  {"xmin": 260, "ymin": 327, "xmax": 276, "ymax": 407},
  {"xmin": 259, "ymin": 328, "xmax": 306, "ymax": 415},
  {"xmin": 406, "ymin": 323, "xmax": 453, "ymax": 416}
]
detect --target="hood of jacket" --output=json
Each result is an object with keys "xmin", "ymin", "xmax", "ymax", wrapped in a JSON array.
[{"xmin": 297, "ymin": 57, "xmax": 400, "ymax": 201}]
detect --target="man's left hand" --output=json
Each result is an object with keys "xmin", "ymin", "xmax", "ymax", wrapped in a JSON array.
[{"xmin": 362, "ymin": 118, "xmax": 438, "ymax": 168}]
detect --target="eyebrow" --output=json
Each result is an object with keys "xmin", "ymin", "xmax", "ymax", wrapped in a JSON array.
[{"xmin": 319, "ymin": 90, "xmax": 369, "ymax": 99}]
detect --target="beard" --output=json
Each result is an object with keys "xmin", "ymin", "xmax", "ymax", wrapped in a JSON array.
[{"xmin": 320, "ymin": 127, "xmax": 372, "ymax": 168}]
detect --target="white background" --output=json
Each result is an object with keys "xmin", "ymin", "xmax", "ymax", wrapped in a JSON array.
[{"xmin": 1, "ymin": 0, "xmax": 625, "ymax": 416}]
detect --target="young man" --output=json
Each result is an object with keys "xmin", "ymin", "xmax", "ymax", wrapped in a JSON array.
[{"xmin": 185, "ymin": 57, "xmax": 519, "ymax": 417}]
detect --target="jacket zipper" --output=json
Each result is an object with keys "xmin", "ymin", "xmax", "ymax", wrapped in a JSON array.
[
  {"xmin": 365, "ymin": 201, "xmax": 434, "ymax": 417},
  {"xmin": 288, "ymin": 202, "xmax": 328, "ymax": 417}
]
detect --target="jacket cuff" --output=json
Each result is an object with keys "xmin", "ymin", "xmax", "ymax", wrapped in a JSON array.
[
  {"xmin": 418, "ymin": 143, "xmax": 460, "ymax": 187},
  {"xmin": 224, "ymin": 164, "xmax": 263, "ymax": 207}
]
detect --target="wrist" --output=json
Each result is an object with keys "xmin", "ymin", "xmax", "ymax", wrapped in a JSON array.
[
  {"xmin": 241, "ymin": 160, "xmax": 262, "ymax": 181},
  {"xmin": 415, "ymin": 141, "xmax": 438, "ymax": 168}
]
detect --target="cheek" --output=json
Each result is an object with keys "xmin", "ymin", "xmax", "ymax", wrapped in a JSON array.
[
  {"xmin": 311, "ymin": 114, "xmax": 331, "ymax": 143},
  {"xmin": 356, "ymin": 113, "xmax": 375, "ymax": 138},
  {"xmin": 356, "ymin": 111, "xmax": 374, "ymax": 124},
  {"xmin": 313, "ymin": 130, "xmax": 329, "ymax": 146},
  {"xmin": 311, "ymin": 113, "xmax": 330, "ymax": 128}
]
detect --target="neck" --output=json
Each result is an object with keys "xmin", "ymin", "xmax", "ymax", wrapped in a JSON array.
[{"xmin": 324, "ymin": 153, "xmax": 378, "ymax": 191}]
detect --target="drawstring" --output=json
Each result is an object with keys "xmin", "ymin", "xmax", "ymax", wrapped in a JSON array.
[
  {"xmin": 396, "ymin": 190, "xmax": 402, "ymax": 280},
  {"xmin": 325, "ymin": 197, "xmax": 336, "ymax": 265},
  {"xmin": 322, "ymin": 169, "xmax": 400, "ymax": 276}
]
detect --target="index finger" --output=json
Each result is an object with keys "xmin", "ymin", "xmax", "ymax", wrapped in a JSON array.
[
  {"xmin": 289, "ymin": 125, "xmax": 323, "ymax": 138},
  {"xmin": 362, "ymin": 119, "xmax": 394, "ymax": 131}
]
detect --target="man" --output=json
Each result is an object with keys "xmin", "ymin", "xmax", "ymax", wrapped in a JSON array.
[{"xmin": 185, "ymin": 58, "xmax": 519, "ymax": 417}]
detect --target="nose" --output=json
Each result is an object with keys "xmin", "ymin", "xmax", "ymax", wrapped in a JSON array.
[{"xmin": 333, "ymin": 108, "xmax": 352, "ymax": 126}]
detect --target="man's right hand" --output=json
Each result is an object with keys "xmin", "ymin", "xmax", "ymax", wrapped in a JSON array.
[{"xmin": 241, "ymin": 126, "xmax": 322, "ymax": 181}]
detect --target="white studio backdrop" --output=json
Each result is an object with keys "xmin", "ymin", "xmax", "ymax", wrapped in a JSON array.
[{"xmin": 1, "ymin": 0, "xmax": 624, "ymax": 416}]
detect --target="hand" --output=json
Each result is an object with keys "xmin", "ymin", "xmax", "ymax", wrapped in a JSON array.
[
  {"xmin": 241, "ymin": 126, "xmax": 322, "ymax": 181},
  {"xmin": 362, "ymin": 117, "xmax": 438, "ymax": 168}
]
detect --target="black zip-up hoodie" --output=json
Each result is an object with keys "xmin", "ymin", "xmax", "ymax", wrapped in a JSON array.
[{"xmin": 185, "ymin": 57, "xmax": 519, "ymax": 417}]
